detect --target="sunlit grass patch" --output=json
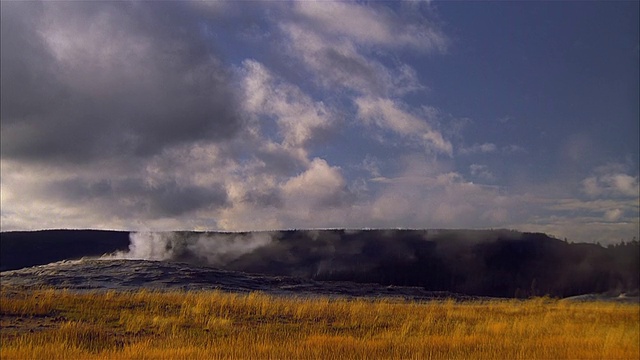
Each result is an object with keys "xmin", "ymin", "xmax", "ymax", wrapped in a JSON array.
[{"xmin": 1, "ymin": 287, "xmax": 638, "ymax": 359}]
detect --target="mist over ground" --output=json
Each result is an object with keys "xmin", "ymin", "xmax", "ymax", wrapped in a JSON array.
[{"xmin": 1, "ymin": 229, "xmax": 637, "ymax": 298}]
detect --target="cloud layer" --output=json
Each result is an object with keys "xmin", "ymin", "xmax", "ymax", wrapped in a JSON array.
[{"xmin": 1, "ymin": 1, "xmax": 637, "ymax": 244}]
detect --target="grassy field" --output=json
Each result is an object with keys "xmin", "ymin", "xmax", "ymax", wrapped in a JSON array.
[{"xmin": 1, "ymin": 287, "xmax": 638, "ymax": 359}]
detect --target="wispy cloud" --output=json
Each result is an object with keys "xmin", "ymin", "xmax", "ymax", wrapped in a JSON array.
[
  {"xmin": 241, "ymin": 59, "xmax": 335, "ymax": 150},
  {"xmin": 291, "ymin": 1, "xmax": 447, "ymax": 51},
  {"xmin": 470, "ymin": 164, "xmax": 496, "ymax": 181},
  {"xmin": 582, "ymin": 173, "xmax": 639, "ymax": 198},
  {"xmin": 459, "ymin": 143, "xmax": 497, "ymax": 155},
  {"xmin": 355, "ymin": 97, "xmax": 452, "ymax": 155}
]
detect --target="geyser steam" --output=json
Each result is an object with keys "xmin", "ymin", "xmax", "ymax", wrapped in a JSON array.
[
  {"xmin": 98, "ymin": 229, "xmax": 639, "ymax": 298},
  {"xmin": 106, "ymin": 231, "xmax": 273, "ymax": 267}
]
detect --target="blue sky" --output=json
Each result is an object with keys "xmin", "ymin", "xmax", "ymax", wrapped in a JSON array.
[{"xmin": 1, "ymin": 1, "xmax": 638, "ymax": 243}]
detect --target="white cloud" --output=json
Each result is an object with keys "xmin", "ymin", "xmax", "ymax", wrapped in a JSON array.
[
  {"xmin": 515, "ymin": 215, "xmax": 639, "ymax": 244},
  {"xmin": 293, "ymin": 2, "xmax": 397, "ymax": 47},
  {"xmin": 513, "ymin": 176, "xmax": 640, "ymax": 244},
  {"xmin": 292, "ymin": 1, "xmax": 447, "ymax": 51},
  {"xmin": 582, "ymin": 168, "xmax": 639, "ymax": 198},
  {"xmin": 498, "ymin": 115, "xmax": 514, "ymax": 124},
  {"xmin": 280, "ymin": 22, "xmax": 422, "ymax": 96},
  {"xmin": 212, "ymin": 156, "xmax": 354, "ymax": 231},
  {"xmin": 459, "ymin": 143, "xmax": 526, "ymax": 155},
  {"xmin": 609, "ymin": 174, "xmax": 639, "ymax": 197},
  {"xmin": 470, "ymin": 164, "xmax": 496, "ymax": 181},
  {"xmin": 276, "ymin": 2, "xmax": 445, "ymax": 97},
  {"xmin": 241, "ymin": 59, "xmax": 334, "ymax": 150},
  {"xmin": 360, "ymin": 156, "xmax": 381, "ymax": 178},
  {"xmin": 459, "ymin": 143, "xmax": 497, "ymax": 155},
  {"xmin": 502, "ymin": 144, "xmax": 526, "ymax": 153},
  {"xmin": 282, "ymin": 158, "xmax": 346, "ymax": 206},
  {"xmin": 582, "ymin": 177, "xmax": 602, "ymax": 197},
  {"xmin": 548, "ymin": 198, "xmax": 637, "ymax": 213},
  {"xmin": 368, "ymin": 156, "xmax": 510, "ymax": 228},
  {"xmin": 604, "ymin": 209, "xmax": 623, "ymax": 222},
  {"xmin": 355, "ymin": 97, "xmax": 452, "ymax": 155}
]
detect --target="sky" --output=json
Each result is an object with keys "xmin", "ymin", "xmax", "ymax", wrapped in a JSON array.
[{"xmin": 1, "ymin": 1, "xmax": 638, "ymax": 244}]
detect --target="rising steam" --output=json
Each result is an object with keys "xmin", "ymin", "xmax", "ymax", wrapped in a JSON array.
[
  {"xmin": 97, "ymin": 229, "xmax": 640, "ymax": 298},
  {"xmin": 105, "ymin": 231, "xmax": 273, "ymax": 267}
]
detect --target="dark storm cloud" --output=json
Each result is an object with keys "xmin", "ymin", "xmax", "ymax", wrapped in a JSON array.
[
  {"xmin": 49, "ymin": 176, "xmax": 228, "ymax": 217},
  {"xmin": 0, "ymin": 2, "xmax": 58, "ymax": 121},
  {"xmin": 0, "ymin": 1, "xmax": 243, "ymax": 164},
  {"xmin": 117, "ymin": 178, "xmax": 229, "ymax": 218},
  {"xmin": 148, "ymin": 181, "xmax": 229, "ymax": 217},
  {"xmin": 53, "ymin": 178, "xmax": 115, "ymax": 201}
]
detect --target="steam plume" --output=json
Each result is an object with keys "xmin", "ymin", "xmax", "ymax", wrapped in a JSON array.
[{"xmin": 106, "ymin": 231, "xmax": 273, "ymax": 267}]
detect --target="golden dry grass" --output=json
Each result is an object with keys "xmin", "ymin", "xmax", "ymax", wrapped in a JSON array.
[{"xmin": 1, "ymin": 287, "xmax": 638, "ymax": 359}]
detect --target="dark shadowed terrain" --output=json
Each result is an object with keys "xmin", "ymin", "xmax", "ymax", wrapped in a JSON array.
[
  {"xmin": 0, "ymin": 230, "xmax": 130, "ymax": 271},
  {"xmin": 0, "ymin": 259, "xmax": 483, "ymax": 301},
  {"xmin": 1, "ymin": 229, "xmax": 638, "ymax": 299}
]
